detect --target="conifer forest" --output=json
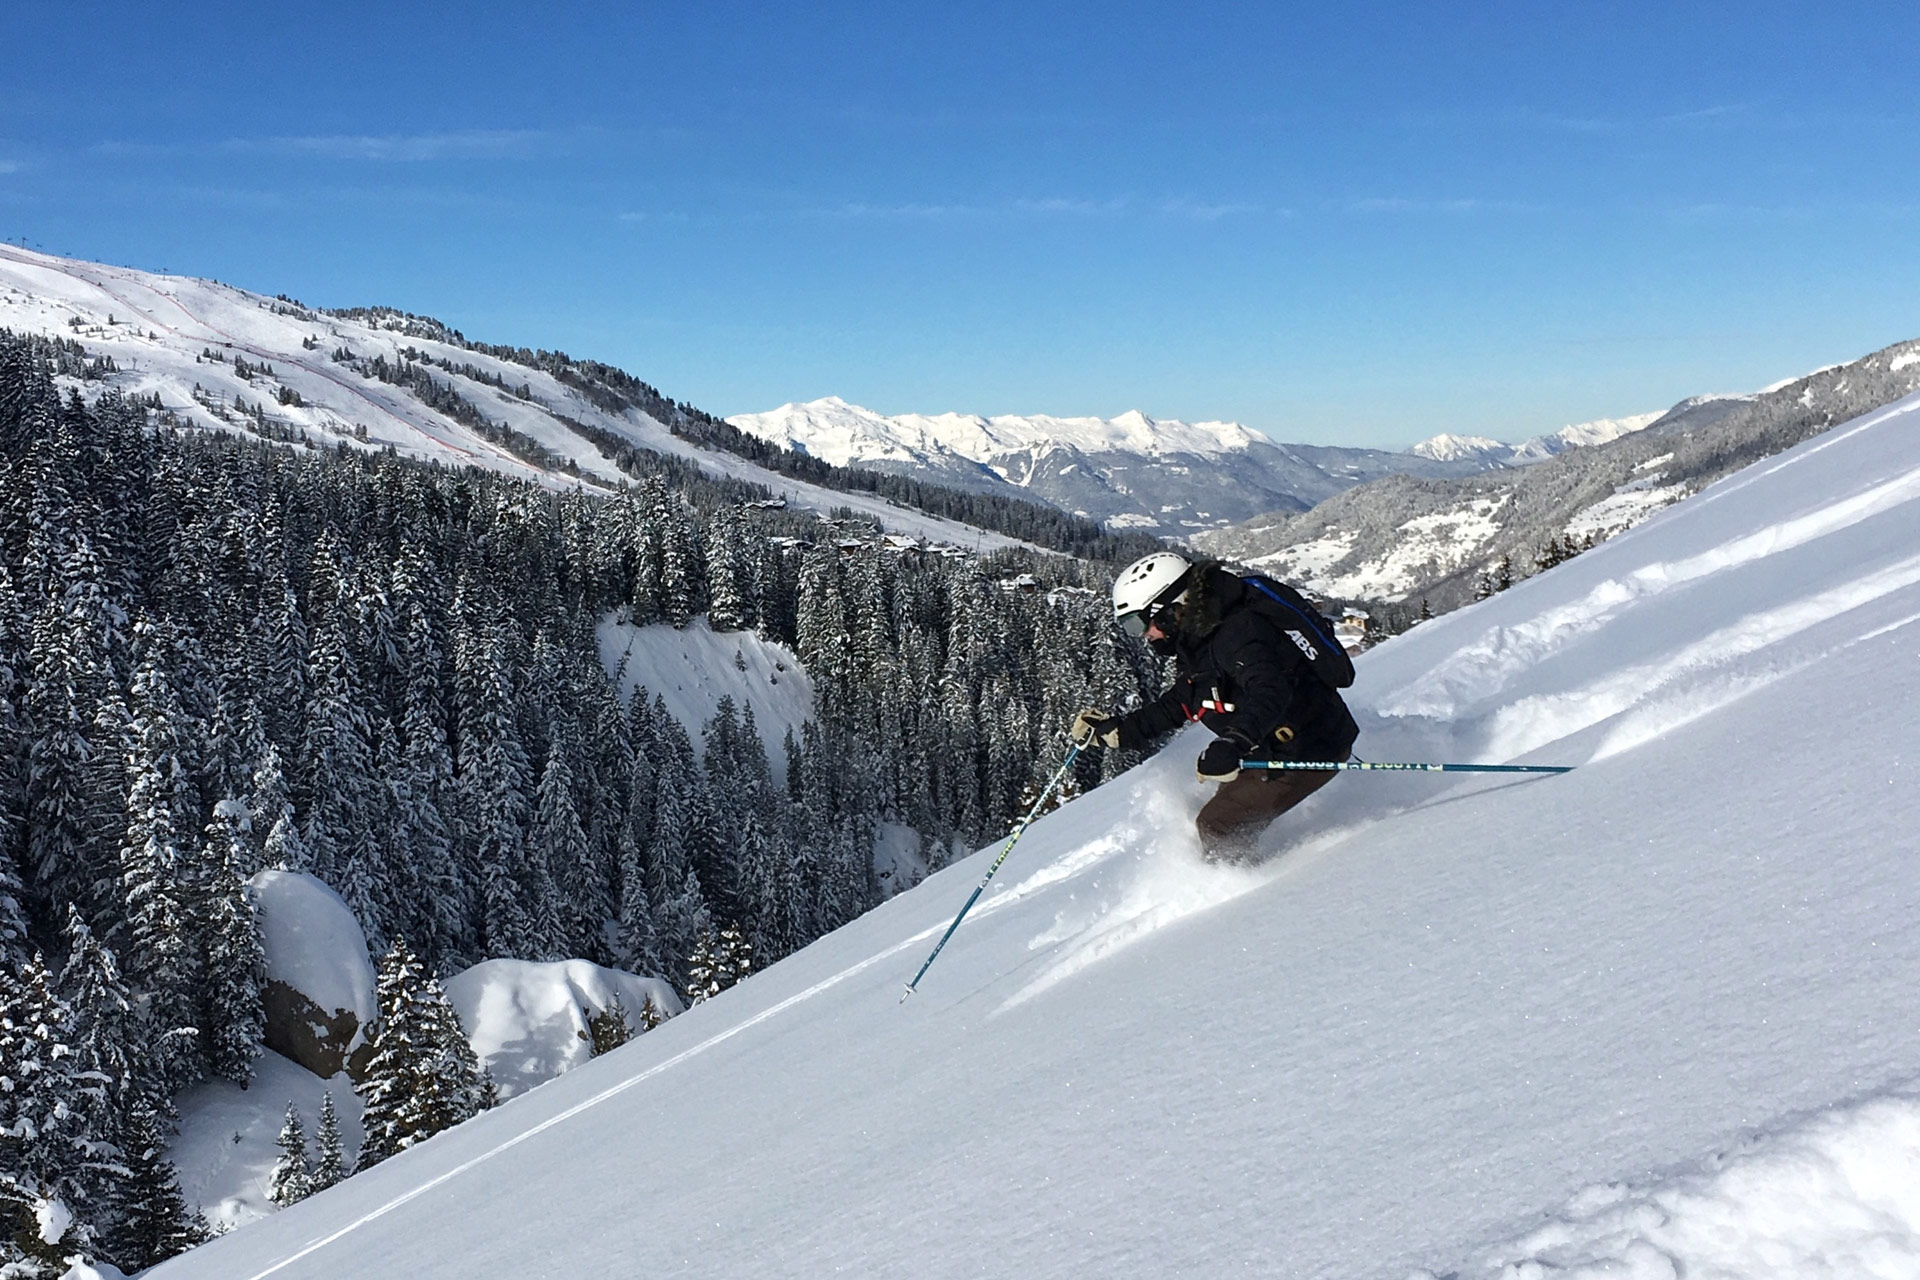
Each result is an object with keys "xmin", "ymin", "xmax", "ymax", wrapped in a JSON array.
[{"xmin": 0, "ymin": 328, "xmax": 1157, "ymax": 1270}]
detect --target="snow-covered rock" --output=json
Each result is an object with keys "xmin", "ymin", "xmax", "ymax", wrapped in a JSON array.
[
  {"xmin": 443, "ymin": 959, "xmax": 683, "ymax": 1101},
  {"xmin": 58, "ymin": 1262, "xmax": 128, "ymax": 1280},
  {"xmin": 248, "ymin": 871, "xmax": 377, "ymax": 1079}
]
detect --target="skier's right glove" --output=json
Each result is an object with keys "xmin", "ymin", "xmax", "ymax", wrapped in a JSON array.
[
  {"xmin": 1070, "ymin": 708, "xmax": 1125, "ymax": 749},
  {"xmin": 1195, "ymin": 739, "xmax": 1243, "ymax": 782}
]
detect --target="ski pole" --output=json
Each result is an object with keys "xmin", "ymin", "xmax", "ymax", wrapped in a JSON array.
[
  {"xmin": 1241, "ymin": 759, "xmax": 1573, "ymax": 775},
  {"xmin": 902, "ymin": 742, "xmax": 1083, "ymax": 1002}
]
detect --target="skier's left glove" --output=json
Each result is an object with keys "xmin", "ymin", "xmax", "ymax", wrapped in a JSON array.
[
  {"xmin": 1196, "ymin": 739, "xmax": 1242, "ymax": 782},
  {"xmin": 1071, "ymin": 708, "xmax": 1125, "ymax": 749}
]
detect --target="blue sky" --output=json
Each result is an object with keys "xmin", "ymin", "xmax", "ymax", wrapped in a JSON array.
[{"xmin": 6, "ymin": 2, "xmax": 1919, "ymax": 448}]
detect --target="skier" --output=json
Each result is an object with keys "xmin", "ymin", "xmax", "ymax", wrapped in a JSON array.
[{"xmin": 1071, "ymin": 551, "xmax": 1359, "ymax": 863}]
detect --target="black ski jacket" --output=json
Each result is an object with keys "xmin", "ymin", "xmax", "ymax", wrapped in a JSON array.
[{"xmin": 1117, "ymin": 565, "xmax": 1359, "ymax": 763}]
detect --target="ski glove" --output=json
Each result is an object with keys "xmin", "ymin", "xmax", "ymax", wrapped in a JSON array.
[
  {"xmin": 1196, "ymin": 739, "xmax": 1243, "ymax": 782},
  {"xmin": 1071, "ymin": 708, "xmax": 1125, "ymax": 749}
]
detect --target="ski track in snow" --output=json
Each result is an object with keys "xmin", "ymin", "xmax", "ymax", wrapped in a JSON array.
[
  {"xmin": 1377, "ymin": 439, "xmax": 1920, "ymax": 723},
  {"xmin": 1485, "ymin": 550, "xmax": 1920, "ymax": 762}
]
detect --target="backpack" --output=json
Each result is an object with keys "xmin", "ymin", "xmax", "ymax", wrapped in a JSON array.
[{"xmin": 1240, "ymin": 575, "xmax": 1356, "ymax": 690}]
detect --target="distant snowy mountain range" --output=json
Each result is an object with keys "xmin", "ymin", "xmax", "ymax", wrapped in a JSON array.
[
  {"xmin": 729, "ymin": 397, "xmax": 1657, "ymax": 535},
  {"xmin": 727, "ymin": 398, "xmax": 1674, "ymax": 536},
  {"xmin": 1406, "ymin": 411, "xmax": 1663, "ymax": 465}
]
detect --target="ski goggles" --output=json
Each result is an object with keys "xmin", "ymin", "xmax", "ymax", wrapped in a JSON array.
[{"xmin": 1117, "ymin": 599, "xmax": 1177, "ymax": 638}]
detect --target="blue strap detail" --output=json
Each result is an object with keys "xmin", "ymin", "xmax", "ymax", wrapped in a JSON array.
[{"xmin": 1244, "ymin": 576, "xmax": 1341, "ymax": 650}]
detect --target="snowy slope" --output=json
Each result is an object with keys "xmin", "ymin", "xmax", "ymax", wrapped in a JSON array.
[
  {"xmin": 0, "ymin": 247, "xmax": 1026, "ymax": 550},
  {"xmin": 596, "ymin": 616, "xmax": 813, "ymax": 768},
  {"xmin": 154, "ymin": 394, "xmax": 1920, "ymax": 1277},
  {"xmin": 170, "ymin": 1052, "xmax": 365, "ymax": 1235},
  {"xmin": 730, "ymin": 396, "xmax": 1493, "ymax": 533}
]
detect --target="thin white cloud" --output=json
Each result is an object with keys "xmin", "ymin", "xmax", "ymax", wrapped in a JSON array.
[
  {"xmin": 829, "ymin": 201, "xmax": 992, "ymax": 219},
  {"xmin": 236, "ymin": 129, "xmax": 551, "ymax": 161},
  {"xmin": 92, "ymin": 130, "xmax": 558, "ymax": 162},
  {"xmin": 1345, "ymin": 195, "xmax": 1541, "ymax": 215},
  {"xmin": 620, "ymin": 193, "xmax": 1280, "ymax": 225},
  {"xmin": 1013, "ymin": 195, "xmax": 1129, "ymax": 216},
  {"xmin": 0, "ymin": 161, "xmax": 20, "ymax": 175},
  {"xmin": 1157, "ymin": 197, "xmax": 1264, "ymax": 221}
]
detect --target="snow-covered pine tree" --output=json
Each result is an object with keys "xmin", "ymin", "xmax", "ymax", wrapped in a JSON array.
[
  {"xmin": 199, "ymin": 800, "xmax": 265, "ymax": 1085},
  {"xmin": 684, "ymin": 923, "xmax": 753, "ymax": 1004},
  {"xmin": 23, "ymin": 532, "xmax": 117, "ymax": 930},
  {"xmin": 652, "ymin": 485, "xmax": 700, "ymax": 628},
  {"xmin": 716, "ymin": 922, "xmax": 753, "ymax": 992},
  {"xmin": 586, "ymin": 992, "xmax": 632, "ymax": 1056},
  {"xmin": 532, "ymin": 736, "xmax": 596, "ymax": 960},
  {"xmin": 300, "ymin": 614, "xmax": 379, "ymax": 905},
  {"xmin": 118, "ymin": 632, "xmax": 202, "ymax": 1096},
  {"xmin": 355, "ymin": 938, "xmax": 485, "ymax": 1171},
  {"xmin": 108, "ymin": 1101, "xmax": 207, "ymax": 1271},
  {"xmin": 265, "ymin": 1104, "xmax": 312, "ymax": 1207},
  {"xmin": 455, "ymin": 612, "xmax": 535, "ymax": 960},
  {"xmin": 704, "ymin": 505, "xmax": 751, "ymax": 632},
  {"xmin": 684, "ymin": 927, "xmax": 721, "ymax": 1004},
  {"xmin": 248, "ymin": 736, "xmax": 301, "ymax": 870},
  {"xmin": 613, "ymin": 690, "xmax": 663, "ymax": 975},
  {"xmin": 645, "ymin": 704, "xmax": 710, "ymax": 984},
  {"xmin": 0, "ymin": 844, "xmax": 26, "ymax": 968},
  {"xmin": 56, "ymin": 907, "xmax": 137, "ymax": 1193},
  {"xmin": 0, "ymin": 953, "xmax": 103, "ymax": 1272},
  {"xmin": 311, "ymin": 1090, "xmax": 346, "ymax": 1192},
  {"xmin": 396, "ymin": 565, "xmax": 465, "ymax": 968}
]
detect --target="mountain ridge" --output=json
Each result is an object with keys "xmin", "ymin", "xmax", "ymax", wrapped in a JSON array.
[
  {"xmin": 0, "ymin": 246, "xmax": 1151, "ymax": 561},
  {"xmin": 728, "ymin": 396, "xmax": 1502, "ymax": 535},
  {"xmin": 1192, "ymin": 336, "xmax": 1920, "ymax": 610}
]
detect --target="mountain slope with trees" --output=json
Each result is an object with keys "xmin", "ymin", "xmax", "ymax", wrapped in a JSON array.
[
  {"xmin": 0, "ymin": 246, "xmax": 1159, "ymax": 564},
  {"xmin": 1193, "ymin": 336, "xmax": 1920, "ymax": 613},
  {"xmin": 0, "ymin": 327, "xmax": 1158, "ymax": 1274}
]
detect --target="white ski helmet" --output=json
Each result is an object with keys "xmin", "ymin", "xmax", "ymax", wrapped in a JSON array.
[{"xmin": 1112, "ymin": 551, "xmax": 1193, "ymax": 637}]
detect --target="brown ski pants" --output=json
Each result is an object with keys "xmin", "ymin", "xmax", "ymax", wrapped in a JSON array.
[{"xmin": 1195, "ymin": 766, "xmax": 1339, "ymax": 864}]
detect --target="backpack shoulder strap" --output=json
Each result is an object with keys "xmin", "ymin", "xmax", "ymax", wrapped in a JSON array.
[{"xmin": 1240, "ymin": 575, "xmax": 1356, "ymax": 690}]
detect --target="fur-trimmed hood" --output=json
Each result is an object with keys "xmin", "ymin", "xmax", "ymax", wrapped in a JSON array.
[{"xmin": 1173, "ymin": 561, "xmax": 1248, "ymax": 642}]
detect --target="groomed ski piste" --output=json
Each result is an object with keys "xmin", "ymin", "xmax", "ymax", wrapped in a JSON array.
[{"xmin": 154, "ymin": 390, "xmax": 1920, "ymax": 1278}]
